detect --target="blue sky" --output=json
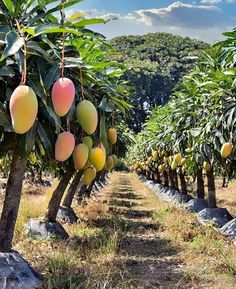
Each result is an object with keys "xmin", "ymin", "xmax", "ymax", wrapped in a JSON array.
[{"xmin": 69, "ymin": 0, "xmax": 236, "ymax": 43}]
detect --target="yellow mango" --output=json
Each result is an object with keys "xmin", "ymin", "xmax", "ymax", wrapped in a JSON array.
[
  {"xmin": 73, "ymin": 143, "xmax": 89, "ymax": 170},
  {"xmin": 10, "ymin": 85, "xmax": 38, "ymax": 134},
  {"xmin": 107, "ymin": 128, "xmax": 117, "ymax": 145},
  {"xmin": 55, "ymin": 132, "xmax": 75, "ymax": 162},
  {"xmin": 83, "ymin": 167, "xmax": 96, "ymax": 185},
  {"xmin": 89, "ymin": 147, "xmax": 106, "ymax": 171},
  {"xmin": 221, "ymin": 142, "xmax": 233, "ymax": 158},
  {"xmin": 76, "ymin": 100, "xmax": 98, "ymax": 135}
]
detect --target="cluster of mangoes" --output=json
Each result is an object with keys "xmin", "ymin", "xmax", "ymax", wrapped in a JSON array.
[
  {"xmin": 129, "ymin": 141, "xmax": 234, "ymax": 177},
  {"xmin": 9, "ymin": 78, "xmax": 119, "ymax": 185}
]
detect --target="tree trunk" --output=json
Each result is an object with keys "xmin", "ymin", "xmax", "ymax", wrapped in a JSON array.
[
  {"xmin": 179, "ymin": 167, "xmax": 187, "ymax": 194},
  {"xmin": 169, "ymin": 169, "xmax": 177, "ymax": 189},
  {"xmin": 62, "ymin": 170, "xmax": 83, "ymax": 208},
  {"xmin": 155, "ymin": 170, "xmax": 161, "ymax": 184},
  {"xmin": 196, "ymin": 168, "xmax": 205, "ymax": 199},
  {"xmin": 75, "ymin": 184, "xmax": 88, "ymax": 204},
  {"xmin": 163, "ymin": 170, "xmax": 169, "ymax": 186},
  {"xmin": 45, "ymin": 169, "xmax": 74, "ymax": 222},
  {"xmin": 0, "ymin": 150, "xmax": 27, "ymax": 252},
  {"xmin": 207, "ymin": 168, "xmax": 217, "ymax": 208}
]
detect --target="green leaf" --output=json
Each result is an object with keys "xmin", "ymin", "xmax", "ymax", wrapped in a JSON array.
[
  {"xmin": 73, "ymin": 18, "xmax": 106, "ymax": 27},
  {"xmin": 2, "ymin": 0, "xmax": 14, "ymax": 15},
  {"xmin": 0, "ymin": 102, "xmax": 13, "ymax": 132},
  {"xmin": 25, "ymin": 122, "xmax": 37, "ymax": 154},
  {"xmin": 0, "ymin": 65, "xmax": 14, "ymax": 76},
  {"xmin": 43, "ymin": 63, "xmax": 60, "ymax": 90},
  {"xmin": 37, "ymin": 122, "xmax": 53, "ymax": 156},
  {"xmin": 1, "ymin": 31, "xmax": 24, "ymax": 61},
  {"xmin": 34, "ymin": 24, "xmax": 82, "ymax": 37}
]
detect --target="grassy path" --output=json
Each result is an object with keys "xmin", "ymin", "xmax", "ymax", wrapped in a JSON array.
[{"xmin": 15, "ymin": 172, "xmax": 236, "ymax": 288}]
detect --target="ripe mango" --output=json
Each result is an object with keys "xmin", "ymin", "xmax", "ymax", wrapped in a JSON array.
[
  {"xmin": 10, "ymin": 85, "xmax": 38, "ymax": 134},
  {"xmin": 76, "ymin": 100, "xmax": 98, "ymax": 135},
  {"xmin": 164, "ymin": 156, "xmax": 169, "ymax": 165},
  {"xmin": 171, "ymin": 161, "xmax": 178, "ymax": 170},
  {"xmin": 107, "ymin": 128, "xmax": 117, "ymax": 145},
  {"xmin": 83, "ymin": 136, "xmax": 93, "ymax": 150},
  {"xmin": 83, "ymin": 167, "xmax": 96, "ymax": 185},
  {"xmin": 73, "ymin": 143, "xmax": 89, "ymax": 170},
  {"xmin": 52, "ymin": 78, "xmax": 75, "ymax": 116},
  {"xmin": 203, "ymin": 161, "xmax": 211, "ymax": 172},
  {"xmin": 89, "ymin": 147, "xmax": 106, "ymax": 171},
  {"xmin": 111, "ymin": 154, "xmax": 118, "ymax": 167},
  {"xmin": 221, "ymin": 142, "xmax": 233, "ymax": 158},
  {"xmin": 152, "ymin": 150, "xmax": 158, "ymax": 160},
  {"xmin": 158, "ymin": 164, "xmax": 165, "ymax": 174},
  {"xmin": 106, "ymin": 156, "xmax": 114, "ymax": 170},
  {"xmin": 174, "ymin": 153, "xmax": 182, "ymax": 164},
  {"xmin": 55, "ymin": 131, "xmax": 75, "ymax": 162}
]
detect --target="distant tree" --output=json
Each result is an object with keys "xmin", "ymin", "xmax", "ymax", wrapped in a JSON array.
[{"xmin": 111, "ymin": 33, "xmax": 208, "ymax": 132}]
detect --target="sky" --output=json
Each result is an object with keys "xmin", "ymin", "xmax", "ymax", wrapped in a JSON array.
[{"xmin": 67, "ymin": 0, "xmax": 236, "ymax": 43}]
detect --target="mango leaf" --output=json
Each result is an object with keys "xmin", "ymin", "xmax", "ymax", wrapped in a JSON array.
[
  {"xmin": 1, "ymin": 31, "xmax": 24, "ymax": 61},
  {"xmin": 100, "ymin": 113, "xmax": 109, "ymax": 154},
  {"xmin": 37, "ymin": 122, "xmax": 53, "ymax": 156},
  {"xmin": 0, "ymin": 102, "xmax": 13, "ymax": 132},
  {"xmin": 2, "ymin": 0, "xmax": 14, "ymax": 16},
  {"xmin": 99, "ymin": 97, "xmax": 114, "ymax": 112},
  {"xmin": 73, "ymin": 18, "xmax": 106, "ymax": 27},
  {"xmin": 43, "ymin": 63, "xmax": 60, "ymax": 90},
  {"xmin": 34, "ymin": 24, "xmax": 82, "ymax": 37},
  {"xmin": 25, "ymin": 122, "xmax": 37, "ymax": 154},
  {"xmin": 0, "ymin": 66, "xmax": 14, "ymax": 77}
]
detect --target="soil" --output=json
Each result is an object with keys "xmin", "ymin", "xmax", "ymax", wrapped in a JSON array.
[{"xmin": 100, "ymin": 173, "xmax": 197, "ymax": 289}]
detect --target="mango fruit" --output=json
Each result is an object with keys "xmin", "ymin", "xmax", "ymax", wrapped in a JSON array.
[
  {"xmin": 55, "ymin": 131, "xmax": 75, "ymax": 162},
  {"xmin": 111, "ymin": 154, "xmax": 118, "ymax": 167},
  {"xmin": 174, "ymin": 153, "xmax": 182, "ymax": 164},
  {"xmin": 152, "ymin": 150, "xmax": 158, "ymax": 160},
  {"xmin": 83, "ymin": 167, "xmax": 96, "ymax": 185},
  {"xmin": 106, "ymin": 156, "xmax": 114, "ymax": 170},
  {"xmin": 89, "ymin": 147, "xmax": 106, "ymax": 171},
  {"xmin": 83, "ymin": 136, "xmax": 93, "ymax": 150},
  {"xmin": 180, "ymin": 158, "xmax": 186, "ymax": 166},
  {"xmin": 164, "ymin": 156, "xmax": 169, "ymax": 165},
  {"xmin": 76, "ymin": 100, "xmax": 98, "ymax": 135},
  {"xmin": 10, "ymin": 85, "xmax": 38, "ymax": 134},
  {"xmin": 171, "ymin": 161, "xmax": 178, "ymax": 170},
  {"xmin": 221, "ymin": 142, "xmax": 233, "ymax": 158},
  {"xmin": 73, "ymin": 143, "xmax": 89, "ymax": 170},
  {"xmin": 52, "ymin": 78, "xmax": 75, "ymax": 116},
  {"xmin": 158, "ymin": 164, "xmax": 165, "ymax": 174},
  {"xmin": 107, "ymin": 128, "xmax": 117, "ymax": 145},
  {"xmin": 203, "ymin": 161, "xmax": 211, "ymax": 172}
]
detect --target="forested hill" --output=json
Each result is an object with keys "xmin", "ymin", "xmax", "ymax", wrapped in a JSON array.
[{"xmin": 110, "ymin": 33, "xmax": 208, "ymax": 132}]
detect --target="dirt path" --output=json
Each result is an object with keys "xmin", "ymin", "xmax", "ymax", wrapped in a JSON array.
[{"xmin": 100, "ymin": 172, "xmax": 193, "ymax": 289}]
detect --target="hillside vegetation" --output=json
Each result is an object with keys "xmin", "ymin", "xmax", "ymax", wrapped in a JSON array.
[{"xmin": 111, "ymin": 33, "xmax": 208, "ymax": 131}]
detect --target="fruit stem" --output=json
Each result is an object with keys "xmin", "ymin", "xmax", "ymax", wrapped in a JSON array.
[
  {"xmin": 60, "ymin": 0, "xmax": 65, "ymax": 78},
  {"xmin": 80, "ymin": 69, "xmax": 85, "ymax": 99},
  {"xmin": 20, "ymin": 40, "xmax": 27, "ymax": 85}
]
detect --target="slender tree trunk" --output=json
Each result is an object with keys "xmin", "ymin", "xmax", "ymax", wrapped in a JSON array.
[
  {"xmin": 76, "ymin": 184, "xmax": 88, "ymax": 204},
  {"xmin": 0, "ymin": 150, "xmax": 27, "ymax": 252},
  {"xmin": 45, "ymin": 169, "xmax": 74, "ymax": 222},
  {"xmin": 155, "ymin": 170, "xmax": 161, "ymax": 184},
  {"xmin": 62, "ymin": 170, "xmax": 83, "ymax": 208},
  {"xmin": 222, "ymin": 176, "xmax": 228, "ymax": 188},
  {"xmin": 173, "ymin": 170, "xmax": 179, "ymax": 191},
  {"xmin": 207, "ymin": 168, "xmax": 217, "ymax": 208},
  {"xmin": 169, "ymin": 169, "xmax": 178, "ymax": 189},
  {"xmin": 179, "ymin": 167, "xmax": 187, "ymax": 194},
  {"xmin": 196, "ymin": 168, "xmax": 205, "ymax": 199},
  {"xmin": 163, "ymin": 170, "xmax": 169, "ymax": 186}
]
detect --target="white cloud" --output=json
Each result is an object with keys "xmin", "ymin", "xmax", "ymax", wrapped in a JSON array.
[
  {"xmin": 67, "ymin": 2, "xmax": 235, "ymax": 43},
  {"xmin": 201, "ymin": 0, "xmax": 221, "ymax": 4}
]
